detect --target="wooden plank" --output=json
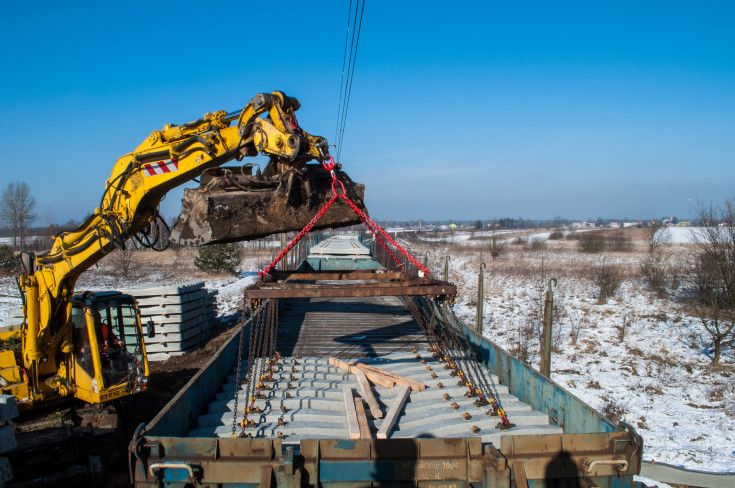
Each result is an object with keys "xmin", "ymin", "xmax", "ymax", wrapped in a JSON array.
[
  {"xmin": 352, "ymin": 363, "xmax": 426, "ymax": 391},
  {"xmin": 355, "ymin": 370, "xmax": 383, "ymax": 419},
  {"xmin": 354, "ymin": 397, "xmax": 371, "ymax": 439},
  {"xmin": 376, "ymin": 385, "xmax": 410, "ymax": 439},
  {"xmin": 343, "ymin": 388, "xmax": 360, "ymax": 440},
  {"xmin": 328, "ymin": 358, "xmax": 395, "ymax": 388}
]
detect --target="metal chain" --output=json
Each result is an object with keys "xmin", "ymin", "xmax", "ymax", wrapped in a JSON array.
[
  {"xmin": 250, "ymin": 300, "xmax": 269, "ymax": 404},
  {"xmin": 258, "ymin": 169, "xmax": 430, "ymax": 278},
  {"xmin": 239, "ymin": 299, "xmax": 264, "ymax": 436},
  {"xmin": 230, "ymin": 304, "xmax": 248, "ymax": 437},
  {"xmin": 406, "ymin": 295, "xmax": 513, "ymax": 427},
  {"xmin": 340, "ymin": 196, "xmax": 430, "ymax": 275},
  {"xmin": 437, "ymin": 306, "xmax": 512, "ymax": 427},
  {"xmin": 259, "ymin": 196, "xmax": 339, "ymax": 276}
]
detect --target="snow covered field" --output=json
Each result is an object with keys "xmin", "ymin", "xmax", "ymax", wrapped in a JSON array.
[
  {"xmin": 1, "ymin": 230, "xmax": 733, "ymax": 474},
  {"xmin": 405, "ymin": 228, "xmax": 734, "ymax": 473}
]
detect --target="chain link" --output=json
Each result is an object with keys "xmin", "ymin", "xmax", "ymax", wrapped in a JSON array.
[
  {"xmin": 406, "ymin": 295, "xmax": 513, "ymax": 428},
  {"xmin": 258, "ymin": 171, "xmax": 429, "ymax": 278},
  {"xmin": 230, "ymin": 303, "xmax": 248, "ymax": 437},
  {"xmin": 231, "ymin": 297, "xmax": 282, "ymax": 437},
  {"xmin": 340, "ymin": 196, "xmax": 430, "ymax": 275},
  {"xmin": 259, "ymin": 195, "xmax": 339, "ymax": 277}
]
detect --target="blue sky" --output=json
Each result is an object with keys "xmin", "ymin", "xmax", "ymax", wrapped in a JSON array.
[{"xmin": 0, "ymin": 1, "xmax": 733, "ymax": 224}]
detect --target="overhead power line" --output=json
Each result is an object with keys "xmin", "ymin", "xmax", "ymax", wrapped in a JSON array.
[{"xmin": 334, "ymin": 0, "xmax": 366, "ymax": 163}]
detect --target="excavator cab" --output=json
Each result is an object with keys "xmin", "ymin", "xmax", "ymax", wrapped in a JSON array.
[{"xmin": 70, "ymin": 292, "xmax": 149, "ymax": 404}]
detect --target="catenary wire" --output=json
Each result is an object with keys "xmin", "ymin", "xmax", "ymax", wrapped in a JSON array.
[{"xmin": 335, "ymin": 0, "xmax": 366, "ymax": 163}]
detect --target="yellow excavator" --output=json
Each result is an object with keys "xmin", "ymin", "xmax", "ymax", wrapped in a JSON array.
[{"xmin": 4, "ymin": 91, "xmax": 365, "ymax": 414}]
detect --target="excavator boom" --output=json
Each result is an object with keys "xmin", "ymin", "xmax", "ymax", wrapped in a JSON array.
[{"xmin": 12, "ymin": 91, "xmax": 366, "ymax": 412}]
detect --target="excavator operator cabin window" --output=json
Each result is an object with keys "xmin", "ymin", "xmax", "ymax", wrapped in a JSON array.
[{"xmin": 71, "ymin": 306, "xmax": 94, "ymax": 376}]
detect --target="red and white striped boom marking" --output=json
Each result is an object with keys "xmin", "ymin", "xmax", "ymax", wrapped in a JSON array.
[{"xmin": 142, "ymin": 159, "xmax": 179, "ymax": 177}]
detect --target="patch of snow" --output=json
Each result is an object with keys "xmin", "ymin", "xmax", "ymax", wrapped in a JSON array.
[{"xmin": 656, "ymin": 227, "xmax": 707, "ymax": 244}]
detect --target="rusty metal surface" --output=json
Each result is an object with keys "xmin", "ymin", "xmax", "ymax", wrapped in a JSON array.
[
  {"xmin": 269, "ymin": 270, "xmax": 406, "ymax": 281},
  {"xmin": 170, "ymin": 165, "xmax": 367, "ymax": 245},
  {"xmin": 249, "ymin": 270, "xmax": 456, "ymax": 300},
  {"xmin": 246, "ymin": 281, "xmax": 456, "ymax": 299},
  {"xmin": 132, "ymin": 434, "xmax": 642, "ymax": 487},
  {"xmin": 500, "ymin": 428, "xmax": 643, "ymax": 484}
]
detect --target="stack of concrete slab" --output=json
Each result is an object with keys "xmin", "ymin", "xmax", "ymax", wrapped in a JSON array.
[
  {"xmin": 118, "ymin": 281, "xmax": 218, "ymax": 361},
  {"xmin": 0, "ymin": 309, "xmax": 23, "ymax": 334},
  {"xmin": 0, "ymin": 395, "xmax": 18, "ymax": 486}
]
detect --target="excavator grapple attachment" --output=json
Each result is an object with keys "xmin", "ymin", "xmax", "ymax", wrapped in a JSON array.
[{"xmin": 170, "ymin": 164, "xmax": 367, "ymax": 246}]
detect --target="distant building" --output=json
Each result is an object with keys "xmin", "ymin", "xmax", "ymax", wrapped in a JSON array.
[
  {"xmin": 677, "ymin": 221, "xmax": 691, "ymax": 227},
  {"xmin": 623, "ymin": 221, "xmax": 642, "ymax": 228},
  {"xmin": 572, "ymin": 221, "xmax": 596, "ymax": 228},
  {"xmin": 609, "ymin": 222, "xmax": 621, "ymax": 228}
]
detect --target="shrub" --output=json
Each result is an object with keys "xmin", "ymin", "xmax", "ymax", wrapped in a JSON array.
[
  {"xmin": 578, "ymin": 231, "xmax": 606, "ymax": 253},
  {"xmin": 548, "ymin": 230, "xmax": 564, "ymax": 240},
  {"xmin": 512, "ymin": 236, "xmax": 527, "ymax": 246},
  {"xmin": 529, "ymin": 239, "xmax": 547, "ymax": 251},
  {"xmin": 606, "ymin": 232, "xmax": 633, "ymax": 252},
  {"xmin": 194, "ymin": 243, "xmax": 243, "ymax": 274},
  {"xmin": 600, "ymin": 397, "xmax": 627, "ymax": 423},
  {"xmin": 565, "ymin": 232, "xmax": 580, "ymax": 240},
  {"xmin": 641, "ymin": 254, "xmax": 671, "ymax": 296},
  {"xmin": 488, "ymin": 232, "xmax": 506, "ymax": 260},
  {"xmin": 595, "ymin": 259, "xmax": 622, "ymax": 302},
  {"xmin": 0, "ymin": 245, "xmax": 18, "ymax": 272}
]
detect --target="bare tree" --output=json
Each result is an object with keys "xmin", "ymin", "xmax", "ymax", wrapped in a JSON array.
[
  {"xmin": 641, "ymin": 223, "xmax": 673, "ymax": 296},
  {"xmin": 689, "ymin": 199, "xmax": 735, "ymax": 364},
  {"xmin": 488, "ymin": 224, "xmax": 506, "ymax": 260},
  {"xmin": 694, "ymin": 298, "xmax": 734, "ymax": 366},
  {"xmin": 0, "ymin": 181, "xmax": 37, "ymax": 250},
  {"xmin": 693, "ymin": 200, "xmax": 735, "ymax": 309},
  {"xmin": 113, "ymin": 239, "xmax": 137, "ymax": 277}
]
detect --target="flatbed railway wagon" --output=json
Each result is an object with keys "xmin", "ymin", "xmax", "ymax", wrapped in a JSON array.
[{"xmin": 129, "ymin": 235, "xmax": 643, "ymax": 488}]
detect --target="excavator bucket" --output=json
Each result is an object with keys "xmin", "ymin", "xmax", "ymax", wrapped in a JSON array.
[{"xmin": 170, "ymin": 164, "xmax": 367, "ymax": 246}]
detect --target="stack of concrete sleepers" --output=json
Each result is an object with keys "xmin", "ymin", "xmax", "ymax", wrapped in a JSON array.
[
  {"xmin": 118, "ymin": 281, "xmax": 218, "ymax": 361},
  {"xmin": 0, "ymin": 395, "xmax": 18, "ymax": 485},
  {"xmin": 0, "ymin": 309, "xmax": 23, "ymax": 334}
]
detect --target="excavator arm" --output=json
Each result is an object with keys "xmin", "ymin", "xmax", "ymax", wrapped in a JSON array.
[{"xmin": 16, "ymin": 91, "xmax": 366, "ymax": 407}]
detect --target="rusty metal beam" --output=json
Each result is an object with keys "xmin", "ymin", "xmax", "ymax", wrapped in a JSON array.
[
  {"xmin": 254, "ymin": 279, "xmax": 440, "ymax": 290},
  {"xmin": 269, "ymin": 270, "xmax": 406, "ymax": 281},
  {"xmin": 246, "ymin": 282, "xmax": 456, "ymax": 299}
]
